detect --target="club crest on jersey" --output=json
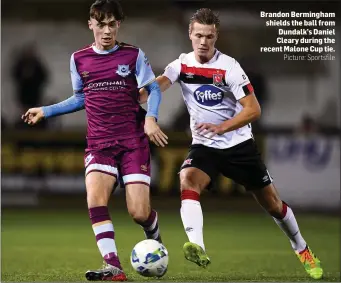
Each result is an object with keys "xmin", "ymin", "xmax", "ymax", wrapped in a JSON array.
[
  {"xmin": 194, "ymin": 85, "xmax": 223, "ymax": 106},
  {"xmin": 116, "ymin": 65, "xmax": 131, "ymax": 77},
  {"xmin": 213, "ymin": 73, "xmax": 224, "ymax": 86}
]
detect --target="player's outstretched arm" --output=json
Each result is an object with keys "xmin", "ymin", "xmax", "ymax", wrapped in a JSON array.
[
  {"xmin": 21, "ymin": 92, "xmax": 85, "ymax": 126},
  {"xmin": 22, "ymin": 53, "xmax": 87, "ymax": 126},
  {"xmin": 139, "ymin": 75, "xmax": 172, "ymax": 104},
  {"xmin": 144, "ymin": 80, "xmax": 168, "ymax": 147}
]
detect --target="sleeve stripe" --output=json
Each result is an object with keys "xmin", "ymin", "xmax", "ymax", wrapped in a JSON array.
[{"xmin": 242, "ymin": 83, "xmax": 254, "ymax": 96}]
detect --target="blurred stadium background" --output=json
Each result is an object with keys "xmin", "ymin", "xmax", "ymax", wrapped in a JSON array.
[{"xmin": 1, "ymin": 0, "xmax": 340, "ymax": 281}]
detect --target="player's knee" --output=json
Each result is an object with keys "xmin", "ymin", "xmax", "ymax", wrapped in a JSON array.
[
  {"xmin": 87, "ymin": 192, "xmax": 109, "ymax": 208},
  {"xmin": 179, "ymin": 171, "xmax": 201, "ymax": 192},
  {"xmin": 128, "ymin": 205, "xmax": 150, "ymax": 223}
]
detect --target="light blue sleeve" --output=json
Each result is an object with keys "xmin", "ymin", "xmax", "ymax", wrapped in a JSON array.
[
  {"xmin": 42, "ymin": 93, "xmax": 85, "ymax": 118},
  {"xmin": 145, "ymin": 81, "xmax": 162, "ymax": 119},
  {"xmin": 70, "ymin": 53, "xmax": 84, "ymax": 93},
  {"xmin": 41, "ymin": 54, "xmax": 85, "ymax": 118},
  {"xmin": 135, "ymin": 49, "xmax": 156, "ymax": 88}
]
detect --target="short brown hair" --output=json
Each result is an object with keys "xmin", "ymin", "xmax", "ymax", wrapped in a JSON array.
[
  {"xmin": 90, "ymin": 0, "xmax": 125, "ymax": 22},
  {"xmin": 189, "ymin": 8, "xmax": 220, "ymax": 33}
]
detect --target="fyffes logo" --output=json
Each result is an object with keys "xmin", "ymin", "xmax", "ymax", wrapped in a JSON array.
[{"xmin": 194, "ymin": 85, "xmax": 223, "ymax": 106}]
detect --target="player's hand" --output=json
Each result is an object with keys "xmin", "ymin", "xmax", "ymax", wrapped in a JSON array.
[
  {"xmin": 21, "ymin": 107, "xmax": 45, "ymax": 125},
  {"xmin": 144, "ymin": 117, "xmax": 168, "ymax": 147},
  {"xmin": 195, "ymin": 122, "xmax": 225, "ymax": 138}
]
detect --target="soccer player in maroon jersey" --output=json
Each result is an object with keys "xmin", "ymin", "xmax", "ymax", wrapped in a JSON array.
[
  {"xmin": 22, "ymin": 0, "xmax": 167, "ymax": 281},
  {"xmin": 140, "ymin": 8, "xmax": 323, "ymax": 280}
]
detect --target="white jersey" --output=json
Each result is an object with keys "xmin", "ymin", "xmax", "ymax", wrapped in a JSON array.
[{"xmin": 163, "ymin": 49, "xmax": 255, "ymax": 149}]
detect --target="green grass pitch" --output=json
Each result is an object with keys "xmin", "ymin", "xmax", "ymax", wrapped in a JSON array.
[{"xmin": 1, "ymin": 206, "xmax": 340, "ymax": 282}]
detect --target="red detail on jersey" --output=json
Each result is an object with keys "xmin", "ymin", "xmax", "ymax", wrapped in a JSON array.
[
  {"xmin": 181, "ymin": 189, "xmax": 200, "ymax": 201},
  {"xmin": 181, "ymin": 64, "xmax": 226, "ymax": 78},
  {"xmin": 242, "ymin": 83, "xmax": 254, "ymax": 95},
  {"xmin": 246, "ymin": 83, "xmax": 254, "ymax": 94}
]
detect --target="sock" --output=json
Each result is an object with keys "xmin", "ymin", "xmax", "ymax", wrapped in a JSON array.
[
  {"xmin": 89, "ymin": 206, "xmax": 122, "ymax": 268},
  {"xmin": 273, "ymin": 201, "xmax": 307, "ymax": 253},
  {"xmin": 180, "ymin": 189, "xmax": 205, "ymax": 250},
  {"xmin": 135, "ymin": 209, "xmax": 162, "ymax": 242}
]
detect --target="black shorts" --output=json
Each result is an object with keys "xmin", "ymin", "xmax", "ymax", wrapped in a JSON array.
[{"xmin": 180, "ymin": 139, "xmax": 273, "ymax": 191}]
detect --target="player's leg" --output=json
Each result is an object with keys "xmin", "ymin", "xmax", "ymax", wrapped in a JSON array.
[
  {"xmin": 221, "ymin": 139, "xmax": 323, "ymax": 279},
  {"xmin": 120, "ymin": 136, "xmax": 162, "ymax": 243},
  {"xmin": 251, "ymin": 184, "xmax": 307, "ymax": 251},
  {"xmin": 125, "ymin": 183, "xmax": 162, "ymax": 242},
  {"xmin": 180, "ymin": 168, "xmax": 209, "ymax": 251},
  {"xmin": 179, "ymin": 145, "xmax": 218, "ymax": 267},
  {"xmin": 251, "ymin": 184, "xmax": 323, "ymax": 279},
  {"xmin": 84, "ymin": 150, "xmax": 127, "ymax": 281},
  {"xmin": 180, "ymin": 167, "xmax": 211, "ymax": 267}
]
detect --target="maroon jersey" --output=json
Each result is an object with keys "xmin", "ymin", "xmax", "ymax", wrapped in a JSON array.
[{"xmin": 71, "ymin": 42, "xmax": 155, "ymax": 148}]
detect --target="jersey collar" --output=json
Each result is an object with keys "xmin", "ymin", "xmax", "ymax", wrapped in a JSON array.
[
  {"xmin": 92, "ymin": 43, "xmax": 119, "ymax": 54},
  {"xmin": 194, "ymin": 49, "xmax": 220, "ymax": 65}
]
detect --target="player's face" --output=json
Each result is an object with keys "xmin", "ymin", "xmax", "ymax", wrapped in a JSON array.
[
  {"xmin": 190, "ymin": 22, "xmax": 218, "ymax": 63},
  {"xmin": 88, "ymin": 16, "xmax": 120, "ymax": 50}
]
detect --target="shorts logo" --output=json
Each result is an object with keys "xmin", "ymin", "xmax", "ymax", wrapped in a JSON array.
[
  {"xmin": 213, "ymin": 73, "xmax": 224, "ymax": 86},
  {"xmin": 85, "ymin": 153, "xmax": 94, "ymax": 167},
  {"xmin": 262, "ymin": 175, "xmax": 269, "ymax": 182},
  {"xmin": 194, "ymin": 85, "xmax": 223, "ymax": 106},
  {"xmin": 141, "ymin": 164, "xmax": 148, "ymax": 172},
  {"xmin": 116, "ymin": 65, "xmax": 131, "ymax": 77},
  {"xmin": 182, "ymin": 158, "xmax": 192, "ymax": 166}
]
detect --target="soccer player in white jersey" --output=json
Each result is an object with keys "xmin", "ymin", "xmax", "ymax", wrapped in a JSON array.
[{"xmin": 140, "ymin": 8, "xmax": 323, "ymax": 280}]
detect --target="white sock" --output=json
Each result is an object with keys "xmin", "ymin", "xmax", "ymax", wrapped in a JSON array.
[
  {"xmin": 180, "ymin": 190, "xmax": 205, "ymax": 250},
  {"xmin": 273, "ymin": 202, "xmax": 307, "ymax": 252}
]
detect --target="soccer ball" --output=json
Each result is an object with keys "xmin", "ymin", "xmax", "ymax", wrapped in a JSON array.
[{"xmin": 130, "ymin": 239, "xmax": 169, "ymax": 277}]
